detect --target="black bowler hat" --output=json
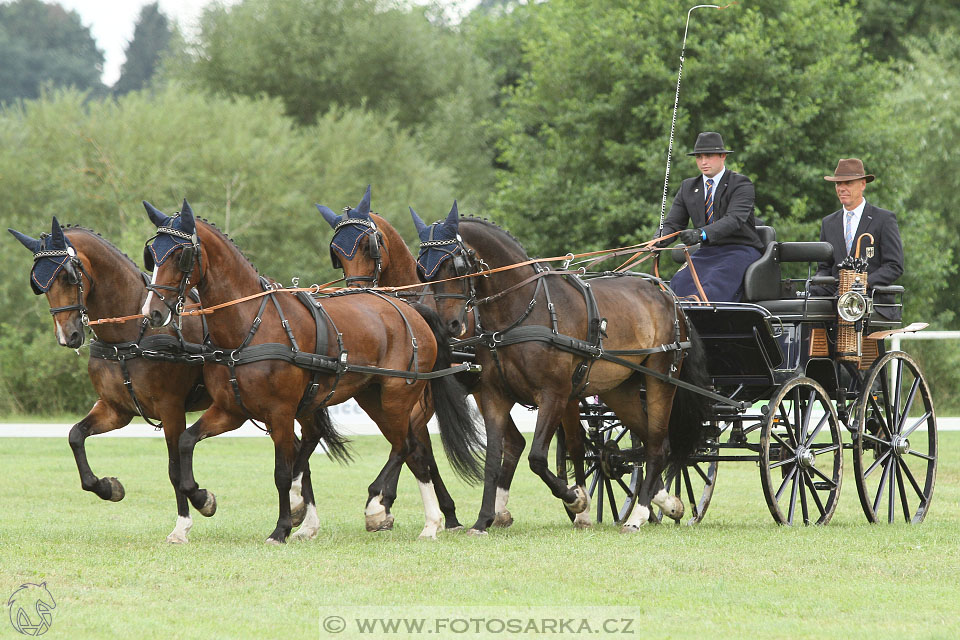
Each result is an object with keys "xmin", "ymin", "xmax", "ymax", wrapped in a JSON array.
[{"xmin": 686, "ymin": 131, "xmax": 734, "ymax": 156}]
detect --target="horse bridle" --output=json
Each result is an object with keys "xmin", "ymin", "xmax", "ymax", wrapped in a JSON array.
[
  {"xmin": 420, "ymin": 234, "xmax": 487, "ymax": 334},
  {"xmin": 144, "ymin": 226, "xmax": 201, "ymax": 328},
  {"xmin": 35, "ymin": 246, "xmax": 94, "ymax": 327},
  {"xmin": 330, "ymin": 214, "xmax": 383, "ymax": 287}
]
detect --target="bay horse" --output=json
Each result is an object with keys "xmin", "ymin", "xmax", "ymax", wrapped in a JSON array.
[
  {"xmin": 141, "ymin": 200, "xmax": 483, "ymax": 543},
  {"xmin": 318, "ymin": 189, "xmax": 524, "ymax": 528},
  {"xmin": 412, "ymin": 208, "xmax": 711, "ymax": 533},
  {"xmin": 7, "ymin": 218, "xmax": 212, "ymax": 543}
]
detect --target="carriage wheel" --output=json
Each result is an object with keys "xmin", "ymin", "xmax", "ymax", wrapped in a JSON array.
[
  {"xmin": 760, "ymin": 377, "xmax": 842, "ymax": 525},
  {"xmin": 853, "ymin": 351, "xmax": 937, "ymax": 524},
  {"xmin": 554, "ymin": 399, "xmax": 639, "ymax": 525},
  {"xmin": 656, "ymin": 447, "xmax": 719, "ymax": 526}
]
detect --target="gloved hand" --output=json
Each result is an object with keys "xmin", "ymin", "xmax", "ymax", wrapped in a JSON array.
[
  {"xmin": 678, "ymin": 228, "xmax": 703, "ymax": 246},
  {"xmin": 654, "ymin": 234, "xmax": 672, "ymax": 248}
]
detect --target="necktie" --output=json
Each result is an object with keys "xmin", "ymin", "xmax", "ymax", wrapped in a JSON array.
[
  {"xmin": 705, "ymin": 178, "xmax": 715, "ymax": 223},
  {"xmin": 844, "ymin": 210, "xmax": 855, "ymax": 254}
]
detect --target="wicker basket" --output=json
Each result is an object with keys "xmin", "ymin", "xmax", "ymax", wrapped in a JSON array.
[{"xmin": 836, "ymin": 268, "xmax": 863, "ymax": 363}]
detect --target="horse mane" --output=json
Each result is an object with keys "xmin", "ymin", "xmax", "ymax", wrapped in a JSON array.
[
  {"xmin": 197, "ymin": 217, "xmax": 260, "ymax": 275},
  {"xmin": 63, "ymin": 225, "xmax": 140, "ymax": 271},
  {"xmin": 458, "ymin": 216, "xmax": 532, "ymax": 261}
]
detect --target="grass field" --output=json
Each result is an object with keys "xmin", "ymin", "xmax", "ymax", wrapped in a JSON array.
[{"xmin": 2, "ymin": 432, "xmax": 958, "ymax": 639}]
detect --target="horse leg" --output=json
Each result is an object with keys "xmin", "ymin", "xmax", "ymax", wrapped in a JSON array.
[
  {"xmin": 365, "ymin": 444, "xmax": 406, "ymax": 532},
  {"xmin": 160, "ymin": 410, "xmax": 193, "ymax": 544},
  {"xmin": 178, "ymin": 405, "xmax": 246, "ymax": 519},
  {"xmin": 67, "ymin": 400, "xmax": 132, "ymax": 502},
  {"xmin": 401, "ymin": 429, "xmax": 444, "ymax": 540},
  {"xmin": 410, "ymin": 405, "xmax": 463, "ymax": 531},
  {"xmin": 265, "ymin": 414, "xmax": 300, "ymax": 545},
  {"xmin": 290, "ymin": 419, "xmax": 322, "ymax": 541},
  {"xmin": 492, "ymin": 414, "xmax": 526, "ymax": 528},
  {"xmin": 469, "ymin": 391, "xmax": 513, "ymax": 534},
  {"xmin": 527, "ymin": 394, "xmax": 581, "ymax": 507},
  {"xmin": 559, "ymin": 401, "xmax": 592, "ymax": 528}
]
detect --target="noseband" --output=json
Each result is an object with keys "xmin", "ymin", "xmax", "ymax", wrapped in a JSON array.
[
  {"xmin": 36, "ymin": 246, "xmax": 94, "ymax": 327},
  {"xmin": 330, "ymin": 215, "xmax": 382, "ymax": 287},
  {"xmin": 419, "ymin": 235, "xmax": 487, "ymax": 333}
]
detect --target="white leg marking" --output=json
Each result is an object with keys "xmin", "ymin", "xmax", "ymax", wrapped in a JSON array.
[
  {"xmin": 573, "ymin": 497, "xmax": 592, "ymax": 529},
  {"xmin": 495, "ymin": 487, "xmax": 509, "ymax": 514},
  {"xmin": 492, "ymin": 487, "xmax": 514, "ymax": 527},
  {"xmin": 652, "ymin": 488, "xmax": 685, "ymax": 521},
  {"xmin": 289, "ymin": 473, "xmax": 304, "ymax": 513},
  {"xmin": 417, "ymin": 481, "xmax": 442, "ymax": 540},
  {"xmin": 166, "ymin": 515, "xmax": 192, "ymax": 544},
  {"xmin": 621, "ymin": 503, "xmax": 650, "ymax": 533},
  {"xmin": 365, "ymin": 494, "xmax": 387, "ymax": 531},
  {"xmin": 291, "ymin": 503, "xmax": 320, "ymax": 541}
]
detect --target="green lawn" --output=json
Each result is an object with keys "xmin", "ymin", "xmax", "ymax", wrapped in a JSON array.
[{"xmin": 1, "ymin": 432, "xmax": 958, "ymax": 639}]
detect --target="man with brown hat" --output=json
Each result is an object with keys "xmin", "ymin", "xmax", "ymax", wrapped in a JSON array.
[
  {"xmin": 658, "ymin": 131, "xmax": 764, "ymax": 301},
  {"xmin": 812, "ymin": 158, "xmax": 903, "ymax": 319}
]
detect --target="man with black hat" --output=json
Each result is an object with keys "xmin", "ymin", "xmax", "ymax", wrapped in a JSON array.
[
  {"xmin": 812, "ymin": 158, "xmax": 903, "ymax": 319},
  {"xmin": 658, "ymin": 131, "xmax": 764, "ymax": 301}
]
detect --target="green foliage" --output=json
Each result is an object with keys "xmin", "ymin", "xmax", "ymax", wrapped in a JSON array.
[
  {"xmin": 483, "ymin": 0, "xmax": 886, "ymax": 256},
  {"xmin": 0, "ymin": 86, "xmax": 456, "ymax": 415},
  {"xmin": 0, "ymin": 0, "xmax": 105, "ymax": 103},
  {"xmin": 113, "ymin": 2, "xmax": 173, "ymax": 95},
  {"xmin": 854, "ymin": 0, "xmax": 960, "ymax": 61},
  {"xmin": 167, "ymin": 0, "xmax": 497, "ymax": 200}
]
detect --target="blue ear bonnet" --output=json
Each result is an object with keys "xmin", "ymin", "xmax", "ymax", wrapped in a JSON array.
[
  {"xmin": 146, "ymin": 215, "xmax": 195, "ymax": 269},
  {"xmin": 330, "ymin": 212, "xmax": 377, "ymax": 262},
  {"xmin": 30, "ymin": 234, "xmax": 77, "ymax": 294},
  {"xmin": 416, "ymin": 220, "xmax": 460, "ymax": 281}
]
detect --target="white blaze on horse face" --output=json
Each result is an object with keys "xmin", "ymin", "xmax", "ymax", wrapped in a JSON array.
[
  {"xmin": 417, "ymin": 481, "xmax": 442, "ymax": 540},
  {"xmin": 55, "ymin": 318, "xmax": 68, "ymax": 346},
  {"xmin": 141, "ymin": 267, "xmax": 171, "ymax": 326}
]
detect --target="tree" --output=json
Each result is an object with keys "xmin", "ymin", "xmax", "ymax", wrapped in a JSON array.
[
  {"xmin": 113, "ymin": 2, "xmax": 172, "ymax": 95},
  {"xmin": 853, "ymin": 0, "xmax": 960, "ymax": 62},
  {"xmin": 167, "ymin": 0, "xmax": 497, "ymax": 201},
  {"xmin": 481, "ymin": 0, "xmax": 888, "ymax": 257},
  {"xmin": 0, "ymin": 0, "xmax": 104, "ymax": 103}
]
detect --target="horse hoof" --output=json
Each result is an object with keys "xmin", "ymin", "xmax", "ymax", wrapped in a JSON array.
[
  {"xmin": 166, "ymin": 532, "xmax": 189, "ymax": 544},
  {"xmin": 445, "ymin": 524, "xmax": 464, "ymax": 533},
  {"xmin": 573, "ymin": 515, "xmax": 592, "ymax": 529},
  {"xmin": 365, "ymin": 508, "xmax": 388, "ymax": 531},
  {"xmin": 492, "ymin": 509, "xmax": 514, "ymax": 528},
  {"xmin": 563, "ymin": 485, "xmax": 588, "ymax": 515},
  {"xmin": 106, "ymin": 477, "xmax": 125, "ymax": 502},
  {"xmin": 291, "ymin": 501, "xmax": 307, "ymax": 527},
  {"xmin": 264, "ymin": 537, "xmax": 285, "ymax": 546},
  {"xmin": 418, "ymin": 531, "xmax": 439, "ymax": 541},
  {"xmin": 620, "ymin": 524, "xmax": 642, "ymax": 534},
  {"xmin": 290, "ymin": 527, "xmax": 318, "ymax": 542},
  {"xmin": 466, "ymin": 528, "xmax": 488, "ymax": 536},
  {"xmin": 198, "ymin": 491, "xmax": 217, "ymax": 517},
  {"xmin": 653, "ymin": 489, "xmax": 685, "ymax": 522}
]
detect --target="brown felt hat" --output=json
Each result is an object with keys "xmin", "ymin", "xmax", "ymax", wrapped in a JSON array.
[{"xmin": 824, "ymin": 158, "xmax": 875, "ymax": 183}]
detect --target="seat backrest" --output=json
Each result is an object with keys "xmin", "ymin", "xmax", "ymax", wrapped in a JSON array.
[{"xmin": 742, "ymin": 226, "xmax": 781, "ymax": 301}]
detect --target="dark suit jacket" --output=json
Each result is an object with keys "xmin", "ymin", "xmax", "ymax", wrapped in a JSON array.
[
  {"xmin": 815, "ymin": 202, "xmax": 904, "ymax": 319},
  {"xmin": 662, "ymin": 170, "xmax": 763, "ymax": 251}
]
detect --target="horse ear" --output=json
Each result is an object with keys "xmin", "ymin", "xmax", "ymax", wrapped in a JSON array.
[
  {"xmin": 354, "ymin": 184, "xmax": 371, "ymax": 218},
  {"xmin": 143, "ymin": 200, "xmax": 172, "ymax": 228},
  {"xmin": 179, "ymin": 199, "xmax": 196, "ymax": 234},
  {"xmin": 7, "ymin": 228, "xmax": 43, "ymax": 253},
  {"xmin": 50, "ymin": 216, "xmax": 66, "ymax": 248},
  {"xmin": 446, "ymin": 200, "xmax": 459, "ymax": 226},
  {"xmin": 316, "ymin": 204, "xmax": 342, "ymax": 228},
  {"xmin": 409, "ymin": 207, "xmax": 428, "ymax": 235}
]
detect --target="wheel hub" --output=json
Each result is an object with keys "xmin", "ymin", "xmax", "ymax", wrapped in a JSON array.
[
  {"xmin": 892, "ymin": 435, "xmax": 910, "ymax": 457},
  {"xmin": 796, "ymin": 447, "xmax": 816, "ymax": 469}
]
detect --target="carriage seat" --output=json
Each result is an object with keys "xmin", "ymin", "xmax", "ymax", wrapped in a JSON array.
[{"xmin": 743, "ymin": 237, "xmax": 836, "ymax": 319}]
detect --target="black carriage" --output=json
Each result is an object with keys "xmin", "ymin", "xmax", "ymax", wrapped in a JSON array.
[{"xmin": 557, "ymin": 226, "xmax": 937, "ymax": 526}]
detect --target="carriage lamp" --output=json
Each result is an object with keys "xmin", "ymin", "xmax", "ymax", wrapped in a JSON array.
[{"xmin": 837, "ymin": 290, "xmax": 867, "ymax": 322}]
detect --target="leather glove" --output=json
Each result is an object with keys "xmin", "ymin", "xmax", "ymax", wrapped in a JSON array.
[
  {"xmin": 678, "ymin": 228, "xmax": 703, "ymax": 246},
  {"xmin": 654, "ymin": 234, "xmax": 672, "ymax": 248}
]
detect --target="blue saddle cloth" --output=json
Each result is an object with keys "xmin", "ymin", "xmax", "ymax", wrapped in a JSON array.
[{"xmin": 670, "ymin": 244, "xmax": 762, "ymax": 302}]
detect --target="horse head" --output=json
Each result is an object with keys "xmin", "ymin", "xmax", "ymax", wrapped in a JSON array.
[
  {"xmin": 141, "ymin": 199, "xmax": 201, "ymax": 328},
  {"xmin": 8, "ymin": 217, "xmax": 90, "ymax": 348},
  {"xmin": 318, "ymin": 185, "xmax": 385, "ymax": 287}
]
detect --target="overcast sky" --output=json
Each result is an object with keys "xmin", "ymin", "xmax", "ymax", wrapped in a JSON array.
[{"xmin": 57, "ymin": 0, "xmax": 478, "ymax": 87}]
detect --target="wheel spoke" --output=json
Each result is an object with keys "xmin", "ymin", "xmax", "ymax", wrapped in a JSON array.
[
  {"xmin": 770, "ymin": 457, "xmax": 794, "ymax": 470},
  {"xmin": 771, "ymin": 431, "xmax": 796, "ymax": 455},
  {"xmin": 693, "ymin": 462, "xmax": 713, "ymax": 486},
  {"xmin": 807, "ymin": 464, "xmax": 838, "ymax": 488},
  {"xmin": 799, "ymin": 468, "xmax": 810, "ymax": 524},
  {"xmin": 800, "ymin": 389, "xmax": 816, "ymax": 440},
  {"xmin": 595, "ymin": 474, "xmax": 605, "ymax": 522},
  {"xmin": 605, "ymin": 478, "xmax": 618, "ymax": 522},
  {"xmin": 804, "ymin": 411, "xmax": 830, "ymax": 447},
  {"xmin": 792, "ymin": 389, "xmax": 802, "ymax": 446},
  {"xmin": 899, "ymin": 459, "xmax": 927, "ymax": 503},
  {"xmin": 788, "ymin": 467, "xmax": 800, "ymax": 524},
  {"xmin": 802, "ymin": 473, "xmax": 827, "ymax": 517},
  {"xmin": 868, "ymin": 393, "xmax": 893, "ymax": 439},
  {"xmin": 778, "ymin": 403, "xmax": 798, "ymax": 447},
  {"xmin": 776, "ymin": 464, "xmax": 798, "ymax": 501},
  {"xmin": 892, "ymin": 359, "xmax": 903, "ymax": 431},
  {"xmin": 587, "ymin": 469, "xmax": 600, "ymax": 500},
  {"xmin": 896, "ymin": 377, "xmax": 920, "ymax": 434},
  {"xmin": 872, "ymin": 458, "xmax": 892, "ymax": 514},
  {"xmin": 902, "ymin": 411, "xmax": 932, "ymax": 438},
  {"xmin": 683, "ymin": 466, "xmax": 697, "ymax": 508},
  {"xmin": 861, "ymin": 431, "xmax": 889, "ymax": 446},
  {"xmin": 864, "ymin": 449, "xmax": 892, "ymax": 479},
  {"xmin": 895, "ymin": 460, "xmax": 911, "ymax": 522},
  {"xmin": 888, "ymin": 456, "xmax": 897, "ymax": 524},
  {"xmin": 810, "ymin": 443, "xmax": 841, "ymax": 456},
  {"xmin": 615, "ymin": 475, "xmax": 631, "ymax": 494},
  {"xmin": 879, "ymin": 367, "xmax": 895, "ymax": 436},
  {"xmin": 906, "ymin": 449, "xmax": 935, "ymax": 462}
]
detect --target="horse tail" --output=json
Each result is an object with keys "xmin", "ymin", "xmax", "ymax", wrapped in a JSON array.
[
  {"xmin": 312, "ymin": 406, "xmax": 353, "ymax": 465},
  {"xmin": 410, "ymin": 302, "xmax": 486, "ymax": 484},
  {"xmin": 667, "ymin": 317, "xmax": 711, "ymax": 465}
]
